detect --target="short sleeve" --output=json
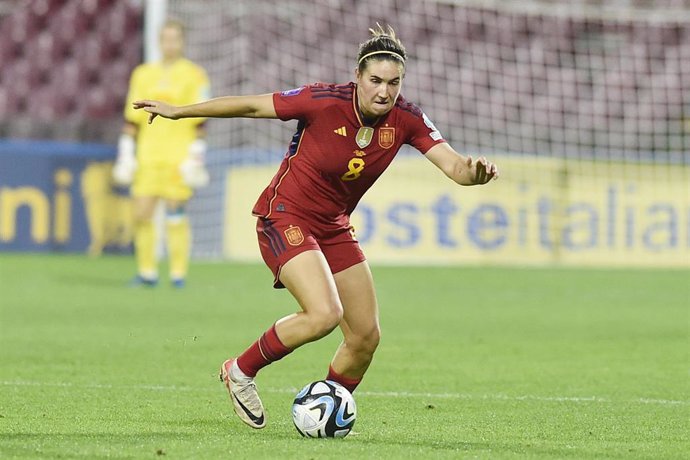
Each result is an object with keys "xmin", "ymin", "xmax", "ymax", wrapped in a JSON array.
[
  {"xmin": 406, "ymin": 111, "xmax": 446, "ymax": 154},
  {"xmin": 123, "ymin": 65, "xmax": 146, "ymax": 125},
  {"xmin": 272, "ymin": 85, "xmax": 316, "ymax": 121}
]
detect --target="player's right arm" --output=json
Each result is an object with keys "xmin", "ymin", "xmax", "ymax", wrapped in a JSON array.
[
  {"xmin": 133, "ymin": 94, "xmax": 278, "ymax": 124},
  {"xmin": 113, "ymin": 66, "xmax": 144, "ymax": 185},
  {"xmin": 122, "ymin": 122, "xmax": 138, "ymax": 137}
]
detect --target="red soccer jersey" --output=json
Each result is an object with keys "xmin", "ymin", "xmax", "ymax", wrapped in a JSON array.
[{"xmin": 252, "ymin": 82, "xmax": 446, "ymax": 229}]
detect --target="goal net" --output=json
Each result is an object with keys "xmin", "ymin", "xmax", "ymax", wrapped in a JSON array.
[{"xmin": 167, "ymin": 0, "xmax": 689, "ymax": 267}]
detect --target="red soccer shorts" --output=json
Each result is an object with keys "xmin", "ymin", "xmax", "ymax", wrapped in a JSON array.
[{"xmin": 256, "ymin": 214, "xmax": 365, "ymax": 288}]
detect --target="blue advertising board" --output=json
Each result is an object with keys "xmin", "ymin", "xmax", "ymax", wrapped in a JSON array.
[{"xmin": 0, "ymin": 140, "xmax": 116, "ymax": 252}]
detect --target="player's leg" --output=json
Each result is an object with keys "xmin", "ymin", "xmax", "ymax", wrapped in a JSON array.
[
  {"xmin": 81, "ymin": 162, "xmax": 109, "ymax": 256},
  {"xmin": 132, "ymin": 195, "xmax": 159, "ymax": 285},
  {"xmin": 230, "ymin": 249, "xmax": 344, "ymax": 379},
  {"xmin": 327, "ymin": 261, "xmax": 380, "ymax": 393},
  {"xmin": 222, "ymin": 249, "xmax": 343, "ymax": 429},
  {"xmin": 164, "ymin": 199, "xmax": 190, "ymax": 287}
]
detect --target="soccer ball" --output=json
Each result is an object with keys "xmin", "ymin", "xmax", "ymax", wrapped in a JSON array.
[{"xmin": 292, "ymin": 380, "xmax": 357, "ymax": 438}]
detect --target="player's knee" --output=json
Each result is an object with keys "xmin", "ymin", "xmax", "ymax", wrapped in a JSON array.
[
  {"xmin": 134, "ymin": 206, "xmax": 154, "ymax": 224},
  {"xmin": 309, "ymin": 304, "xmax": 343, "ymax": 339},
  {"xmin": 134, "ymin": 213, "xmax": 152, "ymax": 226},
  {"xmin": 368, "ymin": 325, "xmax": 381, "ymax": 352},
  {"xmin": 348, "ymin": 325, "xmax": 380, "ymax": 356},
  {"xmin": 166, "ymin": 206, "xmax": 187, "ymax": 223}
]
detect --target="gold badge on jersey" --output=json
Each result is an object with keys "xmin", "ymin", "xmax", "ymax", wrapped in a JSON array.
[
  {"xmin": 284, "ymin": 225, "xmax": 304, "ymax": 246},
  {"xmin": 355, "ymin": 127, "xmax": 374, "ymax": 149},
  {"xmin": 348, "ymin": 226, "xmax": 357, "ymax": 241},
  {"xmin": 379, "ymin": 127, "xmax": 395, "ymax": 149}
]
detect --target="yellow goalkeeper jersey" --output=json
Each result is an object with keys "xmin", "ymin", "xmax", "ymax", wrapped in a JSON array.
[{"xmin": 124, "ymin": 58, "xmax": 210, "ymax": 166}]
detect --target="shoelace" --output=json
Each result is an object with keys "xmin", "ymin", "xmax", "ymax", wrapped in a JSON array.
[{"xmin": 235, "ymin": 382, "xmax": 262, "ymax": 412}]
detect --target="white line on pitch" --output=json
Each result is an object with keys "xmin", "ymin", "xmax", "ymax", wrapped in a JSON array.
[{"xmin": 1, "ymin": 380, "xmax": 687, "ymax": 407}]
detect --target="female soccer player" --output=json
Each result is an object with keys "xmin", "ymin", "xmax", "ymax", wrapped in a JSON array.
[
  {"xmin": 113, "ymin": 19, "xmax": 210, "ymax": 288},
  {"xmin": 134, "ymin": 25, "xmax": 498, "ymax": 429}
]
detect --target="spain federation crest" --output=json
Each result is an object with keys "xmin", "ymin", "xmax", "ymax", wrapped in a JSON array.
[
  {"xmin": 284, "ymin": 225, "xmax": 304, "ymax": 246},
  {"xmin": 378, "ymin": 127, "xmax": 395, "ymax": 149}
]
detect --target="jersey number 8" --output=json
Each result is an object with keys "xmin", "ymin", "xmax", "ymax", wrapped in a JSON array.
[{"xmin": 341, "ymin": 158, "xmax": 365, "ymax": 181}]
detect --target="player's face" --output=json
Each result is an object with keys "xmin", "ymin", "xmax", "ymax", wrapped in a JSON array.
[
  {"xmin": 160, "ymin": 26, "xmax": 184, "ymax": 61},
  {"xmin": 355, "ymin": 59, "xmax": 404, "ymax": 118}
]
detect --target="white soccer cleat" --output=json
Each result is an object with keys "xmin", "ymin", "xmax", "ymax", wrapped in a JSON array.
[{"xmin": 219, "ymin": 359, "xmax": 266, "ymax": 429}]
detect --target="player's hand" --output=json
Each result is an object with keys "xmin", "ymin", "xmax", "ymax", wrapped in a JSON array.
[
  {"xmin": 132, "ymin": 100, "xmax": 179, "ymax": 124},
  {"xmin": 464, "ymin": 155, "xmax": 499, "ymax": 185}
]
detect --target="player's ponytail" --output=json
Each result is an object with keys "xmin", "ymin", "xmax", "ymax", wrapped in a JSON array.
[{"xmin": 357, "ymin": 23, "xmax": 407, "ymax": 72}]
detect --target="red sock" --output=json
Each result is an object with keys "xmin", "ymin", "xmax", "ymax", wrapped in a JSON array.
[
  {"xmin": 236, "ymin": 324, "xmax": 291, "ymax": 377},
  {"xmin": 327, "ymin": 365, "xmax": 362, "ymax": 394}
]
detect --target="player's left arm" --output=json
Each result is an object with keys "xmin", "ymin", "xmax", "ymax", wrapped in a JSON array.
[
  {"xmin": 180, "ymin": 67, "xmax": 212, "ymax": 188},
  {"xmin": 191, "ymin": 67, "xmax": 212, "ymax": 134},
  {"xmin": 425, "ymin": 142, "xmax": 499, "ymax": 186},
  {"xmin": 179, "ymin": 122, "xmax": 210, "ymax": 188},
  {"xmin": 190, "ymin": 123, "xmax": 207, "ymax": 157}
]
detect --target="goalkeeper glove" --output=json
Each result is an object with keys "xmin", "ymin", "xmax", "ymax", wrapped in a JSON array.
[
  {"xmin": 112, "ymin": 134, "xmax": 137, "ymax": 185},
  {"xmin": 180, "ymin": 139, "xmax": 210, "ymax": 188}
]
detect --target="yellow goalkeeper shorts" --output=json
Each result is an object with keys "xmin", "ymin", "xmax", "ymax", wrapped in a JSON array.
[{"xmin": 131, "ymin": 163, "xmax": 193, "ymax": 201}]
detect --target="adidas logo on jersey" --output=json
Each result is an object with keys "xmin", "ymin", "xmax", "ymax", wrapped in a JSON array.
[{"xmin": 334, "ymin": 127, "xmax": 347, "ymax": 137}]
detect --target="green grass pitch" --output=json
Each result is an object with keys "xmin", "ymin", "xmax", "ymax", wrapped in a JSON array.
[{"xmin": 0, "ymin": 254, "xmax": 688, "ymax": 459}]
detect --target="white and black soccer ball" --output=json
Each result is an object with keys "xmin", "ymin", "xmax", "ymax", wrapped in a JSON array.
[{"xmin": 292, "ymin": 380, "xmax": 357, "ymax": 438}]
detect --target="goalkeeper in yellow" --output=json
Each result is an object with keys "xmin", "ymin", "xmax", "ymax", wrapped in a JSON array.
[{"xmin": 113, "ymin": 19, "xmax": 210, "ymax": 288}]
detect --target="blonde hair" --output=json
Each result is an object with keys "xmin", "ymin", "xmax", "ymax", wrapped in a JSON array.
[
  {"xmin": 369, "ymin": 23, "xmax": 402, "ymax": 44},
  {"xmin": 160, "ymin": 18, "xmax": 186, "ymax": 37}
]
